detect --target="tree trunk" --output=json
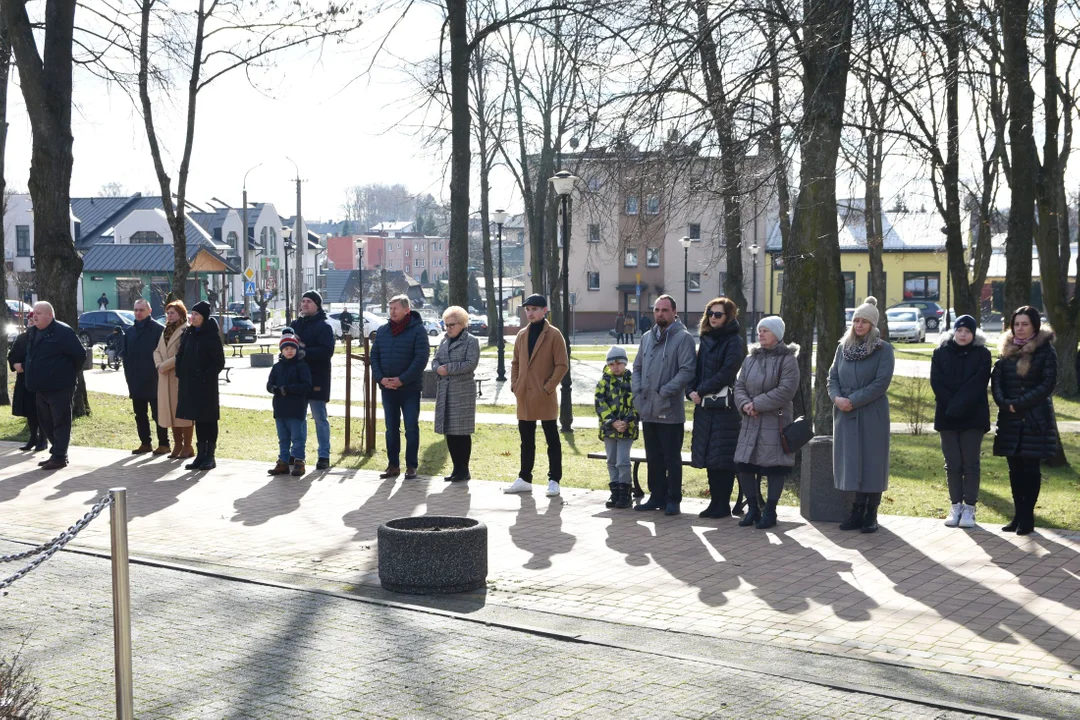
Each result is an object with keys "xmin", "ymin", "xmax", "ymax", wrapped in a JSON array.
[
  {"xmin": 447, "ymin": 0, "xmax": 470, "ymax": 308},
  {"xmin": 0, "ymin": 16, "xmax": 11, "ymax": 405}
]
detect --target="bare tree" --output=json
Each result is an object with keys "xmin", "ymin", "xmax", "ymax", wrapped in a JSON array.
[
  {"xmin": 0, "ymin": 15, "xmax": 11, "ymax": 406},
  {"xmin": 97, "ymin": 181, "xmax": 126, "ymax": 197}
]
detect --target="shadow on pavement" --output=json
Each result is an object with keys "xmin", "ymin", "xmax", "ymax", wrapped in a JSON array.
[
  {"xmin": 41, "ymin": 456, "xmax": 183, "ymax": 517},
  {"xmin": 232, "ymin": 474, "xmax": 317, "ymax": 527},
  {"xmin": 509, "ymin": 494, "xmax": 575, "ymax": 570}
]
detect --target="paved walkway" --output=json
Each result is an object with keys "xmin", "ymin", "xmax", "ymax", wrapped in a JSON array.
[{"xmin": 1, "ymin": 442, "xmax": 1078, "ymax": 705}]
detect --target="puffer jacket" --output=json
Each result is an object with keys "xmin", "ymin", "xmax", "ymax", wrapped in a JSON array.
[
  {"xmin": 24, "ymin": 320, "xmax": 86, "ymax": 394},
  {"xmin": 631, "ymin": 319, "xmax": 696, "ymax": 424},
  {"xmin": 371, "ymin": 310, "xmax": 430, "ymax": 391},
  {"xmin": 290, "ymin": 310, "xmax": 335, "ymax": 401},
  {"xmin": 688, "ymin": 320, "xmax": 746, "ymax": 470},
  {"xmin": 991, "ymin": 328, "xmax": 1058, "ymax": 459},
  {"xmin": 733, "ymin": 342, "xmax": 800, "ymax": 469},
  {"xmin": 595, "ymin": 366, "xmax": 638, "ymax": 440},
  {"xmin": 267, "ymin": 350, "xmax": 313, "ymax": 419},
  {"xmin": 930, "ymin": 329, "xmax": 991, "ymax": 433}
]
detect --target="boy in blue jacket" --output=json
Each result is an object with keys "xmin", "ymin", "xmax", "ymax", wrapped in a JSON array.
[{"xmin": 267, "ymin": 329, "xmax": 313, "ymax": 476}]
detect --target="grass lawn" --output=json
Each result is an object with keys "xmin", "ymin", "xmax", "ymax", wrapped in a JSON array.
[{"xmin": 5, "ymin": 390, "xmax": 1079, "ymax": 529}]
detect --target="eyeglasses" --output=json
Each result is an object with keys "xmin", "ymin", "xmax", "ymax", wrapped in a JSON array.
[
  {"xmin": 709, "ymin": 311, "xmax": 726, "ymax": 318},
  {"xmin": 445, "ymin": 322, "xmax": 461, "ymax": 328}
]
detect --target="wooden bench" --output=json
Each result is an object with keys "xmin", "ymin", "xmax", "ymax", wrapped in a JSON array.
[{"xmin": 586, "ymin": 449, "xmax": 694, "ymax": 499}]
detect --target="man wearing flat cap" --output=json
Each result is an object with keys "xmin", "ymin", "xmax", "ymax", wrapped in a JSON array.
[{"xmin": 504, "ymin": 294, "xmax": 569, "ymax": 497}]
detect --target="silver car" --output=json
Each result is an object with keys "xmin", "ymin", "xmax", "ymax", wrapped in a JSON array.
[{"xmin": 886, "ymin": 309, "xmax": 926, "ymax": 343}]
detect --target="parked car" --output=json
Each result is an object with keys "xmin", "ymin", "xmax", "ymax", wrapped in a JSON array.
[
  {"xmin": 885, "ymin": 308, "xmax": 926, "ymax": 343},
  {"xmin": 326, "ymin": 310, "xmax": 386, "ymax": 340},
  {"xmin": 889, "ymin": 301, "xmax": 945, "ymax": 331},
  {"xmin": 468, "ymin": 314, "xmax": 488, "ymax": 336},
  {"xmin": 844, "ymin": 308, "xmax": 855, "ymax": 330},
  {"xmin": 227, "ymin": 301, "xmax": 264, "ymax": 323},
  {"xmin": 76, "ymin": 310, "xmax": 134, "ymax": 346},
  {"xmin": 423, "ymin": 320, "xmax": 442, "ymax": 337},
  {"xmin": 222, "ymin": 315, "xmax": 258, "ymax": 344}
]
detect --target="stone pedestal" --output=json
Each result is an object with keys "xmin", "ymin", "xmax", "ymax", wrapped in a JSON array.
[
  {"xmin": 799, "ymin": 436, "xmax": 854, "ymax": 523},
  {"xmin": 422, "ymin": 369, "xmax": 438, "ymax": 399}
]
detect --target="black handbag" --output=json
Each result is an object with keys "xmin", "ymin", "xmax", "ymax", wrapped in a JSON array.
[
  {"xmin": 701, "ymin": 386, "xmax": 735, "ymax": 410},
  {"xmin": 769, "ymin": 354, "xmax": 813, "ymax": 453}
]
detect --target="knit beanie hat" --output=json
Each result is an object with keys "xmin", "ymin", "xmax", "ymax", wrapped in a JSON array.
[
  {"xmin": 954, "ymin": 314, "xmax": 977, "ymax": 333},
  {"xmin": 852, "ymin": 296, "xmax": 880, "ymax": 327},
  {"xmin": 606, "ymin": 345, "xmax": 628, "ymax": 364},
  {"xmin": 757, "ymin": 315, "xmax": 786, "ymax": 342},
  {"xmin": 279, "ymin": 327, "xmax": 300, "ymax": 351},
  {"xmin": 303, "ymin": 290, "xmax": 323, "ymax": 310},
  {"xmin": 191, "ymin": 301, "xmax": 212, "ymax": 321}
]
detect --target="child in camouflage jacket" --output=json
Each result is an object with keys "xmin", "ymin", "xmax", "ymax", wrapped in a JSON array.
[{"xmin": 595, "ymin": 346, "xmax": 638, "ymax": 509}]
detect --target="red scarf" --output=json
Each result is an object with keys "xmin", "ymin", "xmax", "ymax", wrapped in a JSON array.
[{"xmin": 390, "ymin": 317, "xmax": 410, "ymax": 336}]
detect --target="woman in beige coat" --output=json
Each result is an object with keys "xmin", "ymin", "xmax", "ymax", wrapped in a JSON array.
[{"xmin": 154, "ymin": 300, "xmax": 194, "ymax": 458}]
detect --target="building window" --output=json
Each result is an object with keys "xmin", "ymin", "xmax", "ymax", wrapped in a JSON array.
[
  {"xmin": 688, "ymin": 223, "xmax": 701, "ymax": 240},
  {"xmin": 415, "ymin": 242, "xmax": 423, "ymax": 252},
  {"xmin": 405, "ymin": 249, "xmax": 411, "ymax": 257},
  {"xmin": 688, "ymin": 272, "xmax": 702, "ymax": 292},
  {"xmin": 904, "ymin": 272, "xmax": 939, "ymax": 300},
  {"xmin": 646, "ymin": 247, "xmax": 660, "ymax": 267},
  {"xmin": 588, "ymin": 271, "xmax": 600, "ymax": 290},
  {"xmin": 587, "ymin": 177, "xmax": 601, "ymax": 192},
  {"xmin": 646, "ymin": 196, "xmax": 660, "ymax": 215},
  {"xmin": 130, "ymin": 231, "xmax": 164, "ymax": 244},
  {"xmin": 415, "ymin": 259, "xmax": 425, "ymax": 268},
  {"xmin": 842, "ymin": 272, "xmax": 856, "ymax": 308},
  {"xmin": 625, "ymin": 196, "xmax": 639, "ymax": 215},
  {"xmin": 776, "ymin": 271, "xmax": 784, "ymax": 294},
  {"xmin": 624, "ymin": 248, "xmax": 638, "ymax": 267},
  {"xmin": 16, "ymin": 225, "xmax": 30, "ymax": 256},
  {"xmin": 588, "ymin": 224, "xmax": 600, "ymax": 243},
  {"xmin": 226, "ymin": 231, "xmax": 238, "ymax": 255}
]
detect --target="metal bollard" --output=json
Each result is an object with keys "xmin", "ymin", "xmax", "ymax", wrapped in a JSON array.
[{"xmin": 110, "ymin": 488, "xmax": 133, "ymax": 720}]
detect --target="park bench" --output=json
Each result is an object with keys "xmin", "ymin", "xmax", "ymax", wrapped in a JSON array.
[
  {"xmin": 220, "ymin": 366, "xmax": 232, "ymax": 383},
  {"xmin": 586, "ymin": 449, "xmax": 695, "ymax": 499},
  {"xmin": 475, "ymin": 375, "xmax": 491, "ymax": 397}
]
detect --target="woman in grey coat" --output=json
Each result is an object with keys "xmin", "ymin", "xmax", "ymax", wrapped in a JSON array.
[
  {"xmin": 827, "ymin": 296, "xmax": 895, "ymax": 533},
  {"xmin": 432, "ymin": 305, "xmax": 481, "ymax": 482},
  {"xmin": 733, "ymin": 316, "xmax": 800, "ymax": 529}
]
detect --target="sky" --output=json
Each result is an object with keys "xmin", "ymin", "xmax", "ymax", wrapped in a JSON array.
[{"xmin": 2, "ymin": 4, "xmax": 520, "ymax": 225}]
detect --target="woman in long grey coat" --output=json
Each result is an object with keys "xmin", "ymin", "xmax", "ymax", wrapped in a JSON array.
[
  {"xmin": 827, "ymin": 296, "xmax": 895, "ymax": 533},
  {"xmin": 733, "ymin": 316, "xmax": 800, "ymax": 529},
  {"xmin": 432, "ymin": 305, "xmax": 480, "ymax": 482}
]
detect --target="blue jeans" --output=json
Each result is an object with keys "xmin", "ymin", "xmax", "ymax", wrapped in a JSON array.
[
  {"xmin": 604, "ymin": 437, "xmax": 633, "ymax": 485},
  {"xmin": 276, "ymin": 417, "xmax": 307, "ymax": 462},
  {"xmin": 309, "ymin": 400, "xmax": 330, "ymax": 460},
  {"xmin": 382, "ymin": 388, "xmax": 421, "ymax": 468}
]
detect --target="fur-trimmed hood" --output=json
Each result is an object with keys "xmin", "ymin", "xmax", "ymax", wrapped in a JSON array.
[
  {"xmin": 747, "ymin": 341, "xmax": 800, "ymax": 358},
  {"xmin": 938, "ymin": 328, "xmax": 987, "ymax": 348},
  {"xmin": 998, "ymin": 327, "xmax": 1056, "ymax": 377}
]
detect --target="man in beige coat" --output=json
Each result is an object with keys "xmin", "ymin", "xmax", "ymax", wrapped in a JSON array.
[{"xmin": 504, "ymin": 294, "xmax": 569, "ymax": 497}]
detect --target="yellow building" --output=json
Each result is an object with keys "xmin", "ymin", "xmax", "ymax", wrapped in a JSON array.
[{"xmin": 766, "ymin": 201, "xmax": 949, "ymax": 324}]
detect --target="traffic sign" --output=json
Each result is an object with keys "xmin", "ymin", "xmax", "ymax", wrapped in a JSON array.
[
  {"xmin": 244, "ymin": 281, "xmax": 256, "ymax": 297},
  {"xmin": 569, "ymin": 292, "xmax": 577, "ymax": 307},
  {"xmin": 243, "ymin": 266, "xmax": 255, "ymax": 282},
  {"xmin": 636, "ymin": 284, "xmax": 642, "ymax": 297}
]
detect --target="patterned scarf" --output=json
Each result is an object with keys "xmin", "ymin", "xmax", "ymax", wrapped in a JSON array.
[
  {"xmin": 843, "ymin": 337, "xmax": 882, "ymax": 362},
  {"xmin": 390, "ymin": 317, "xmax": 410, "ymax": 336},
  {"xmin": 163, "ymin": 320, "xmax": 184, "ymax": 344}
]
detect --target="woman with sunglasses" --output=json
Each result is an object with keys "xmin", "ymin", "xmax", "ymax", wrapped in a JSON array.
[
  {"xmin": 688, "ymin": 297, "xmax": 747, "ymax": 518},
  {"xmin": 432, "ymin": 305, "xmax": 481, "ymax": 481}
]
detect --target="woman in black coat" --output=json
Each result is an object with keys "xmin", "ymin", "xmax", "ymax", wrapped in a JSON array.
[
  {"xmin": 176, "ymin": 301, "xmax": 225, "ymax": 471},
  {"xmin": 7, "ymin": 319, "xmax": 45, "ymax": 451},
  {"xmin": 930, "ymin": 315, "xmax": 991, "ymax": 529},
  {"xmin": 991, "ymin": 306, "xmax": 1058, "ymax": 535},
  {"xmin": 687, "ymin": 297, "xmax": 746, "ymax": 518}
]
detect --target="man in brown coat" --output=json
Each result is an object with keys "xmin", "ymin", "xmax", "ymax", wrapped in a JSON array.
[{"xmin": 504, "ymin": 294, "xmax": 569, "ymax": 497}]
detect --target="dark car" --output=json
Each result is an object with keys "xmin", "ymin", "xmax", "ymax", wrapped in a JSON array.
[
  {"xmin": 222, "ymin": 315, "xmax": 258, "ymax": 343},
  {"xmin": 227, "ymin": 301, "xmax": 263, "ymax": 323},
  {"xmin": 76, "ymin": 309, "xmax": 134, "ymax": 346},
  {"xmin": 468, "ymin": 314, "xmax": 488, "ymax": 336},
  {"xmin": 888, "ymin": 301, "xmax": 945, "ymax": 331}
]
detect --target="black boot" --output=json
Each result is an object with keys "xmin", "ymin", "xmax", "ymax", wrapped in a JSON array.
[
  {"xmin": 635, "ymin": 495, "xmax": 665, "ymax": 511},
  {"xmin": 185, "ymin": 441, "xmax": 206, "ymax": 470},
  {"xmin": 700, "ymin": 472, "xmax": 734, "ymax": 518},
  {"xmin": 198, "ymin": 443, "xmax": 216, "ymax": 471},
  {"xmin": 606, "ymin": 482, "xmax": 619, "ymax": 509},
  {"xmin": 731, "ymin": 489, "xmax": 746, "ymax": 516},
  {"xmin": 861, "ymin": 497, "xmax": 880, "ymax": 533},
  {"xmin": 755, "ymin": 502, "xmax": 778, "ymax": 529},
  {"xmin": 614, "ymin": 484, "xmax": 632, "ymax": 509},
  {"xmin": 839, "ymin": 502, "xmax": 866, "ymax": 531},
  {"xmin": 739, "ymin": 497, "xmax": 761, "ymax": 527},
  {"xmin": 19, "ymin": 432, "xmax": 37, "ymax": 451}
]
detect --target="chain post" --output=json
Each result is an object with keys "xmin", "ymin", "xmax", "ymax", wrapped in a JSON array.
[
  {"xmin": 344, "ymin": 333, "xmax": 352, "ymax": 452},
  {"xmin": 110, "ymin": 488, "xmax": 134, "ymax": 720}
]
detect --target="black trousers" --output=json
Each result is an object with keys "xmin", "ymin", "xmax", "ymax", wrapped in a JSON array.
[
  {"xmin": 1006, "ymin": 456, "xmax": 1041, "ymax": 525},
  {"xmin": 518, "ymin": 419, "xmax": 561, "ymax": 483},
  {"xmin": 446, "ymin": 434, "xmax": 472, "ymax": 475},
  {"xmin": 643, "ymin": 421, "xmax": 684, "ymax": 503},
  {"xmin": 195, "ymin": 420, "xmax": 218, "ymax": 448},
  {"xmin": 36, "ymin": 387, "xmax": 75, "ymax": 460},
  {"xmin": 133, "ymin": 397, "xmax": 169, "ymax": 446},
  {"xmin": 24, "ymin": 391, "xmax": 40, "ymax": 442}
]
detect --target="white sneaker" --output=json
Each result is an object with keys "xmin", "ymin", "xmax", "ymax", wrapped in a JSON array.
[
  {"xmin": 959, "ymin": 503, "xmax": 976, "ymax": 529},
  {"xmin": 546, "ymin": 480, "xmax": 561, "ymax": 497},
  {"xmin": 944, "ymin": 503, "xmax": 962, "ymax": 527},
  {"xmin": 503, "ymin": 478, "xmax": 532, "ymax": 494}
]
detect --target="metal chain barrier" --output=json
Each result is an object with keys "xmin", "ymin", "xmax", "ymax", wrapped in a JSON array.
[{"xmin": 0, "ymin": 494, "xmax": 114, "ymax": 590}]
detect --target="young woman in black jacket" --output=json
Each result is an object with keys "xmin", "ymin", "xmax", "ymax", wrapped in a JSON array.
[
  {"xmin": 176, "ymin": 302, "xmax": 225, "ymax": 471},
  {"xmin": 991, "ymin": 306, "xmax": 1058, "ymax": 535},
  {"xmin": 930, "ymin": 315, "xmax": 991, "ymax": 529}
]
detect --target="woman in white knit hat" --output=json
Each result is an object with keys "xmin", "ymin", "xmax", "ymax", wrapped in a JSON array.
[{"xmin": 827, "ymin": 296, "xmax": 895, "ymax": 533}]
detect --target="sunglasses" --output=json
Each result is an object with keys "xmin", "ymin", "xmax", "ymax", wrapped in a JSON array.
[
  {"xmin": 445, "ymin": 322, "xmax": 461, "ymax": 328},
  {"xmin": 709, "ymin": 311, "xmax": 726, "ymax": 318}
]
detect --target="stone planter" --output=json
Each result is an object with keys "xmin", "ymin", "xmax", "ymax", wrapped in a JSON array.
[
  {"xmin": 250, "ymin": 352, "xmax": 274, "ymax": 368},
  {"xmin": 378, "ymin": 516, "xmax": 487, "ymax": 595},
  {"xmin": 799, "ymin": 436, "xmax": 854, "ymax": 522}
]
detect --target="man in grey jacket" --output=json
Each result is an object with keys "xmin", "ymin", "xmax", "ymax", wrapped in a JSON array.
[{"xmin": 632, "ymin": 294, "xmax": 697, "ymax": 514}]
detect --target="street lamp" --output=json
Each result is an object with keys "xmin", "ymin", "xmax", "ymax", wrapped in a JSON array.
[
  {"xmin": 356, "ymin": 238, "xmax": 366, "ymax": 342},
  {"xmin": 492, "ymin": 208, "xmax": 508, "ymax": 382},
  {"xmin": 749, "ymin": 243, "xmax": 760, "ymax": 342},
  {"xmin": 283, "ymin": 231, "xmax": 295, "ymax": 326},
  {"xmin": 242, "ymin": 162, "xmax": 262, "ymax": 316},
  {"xmin": 680, "ymin": 236, "xmax": 692, "ymax": 324},
  {"xmin": 549, "ymin": 170, "xmax": 578, "ymax": 432}
]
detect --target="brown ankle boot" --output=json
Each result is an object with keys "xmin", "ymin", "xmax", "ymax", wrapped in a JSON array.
[
  {"xmin": 168, "ymin": 428, "xmax": 183, "ymax": 459},
  {"xmin": 268, "ymin": 461, "xmax": 291, "ymax": 475},
  {"xmin": 179, "ymin": 427, "xmax": 195, "ymax": 459}
]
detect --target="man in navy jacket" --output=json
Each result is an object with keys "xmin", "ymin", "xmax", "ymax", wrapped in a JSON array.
[
  {"xmin": 25, "ymin": 301, "xmax": 86, "ymax": 469},
  {"xmin": 370, "ymin": 294, "xmax": 430, "ymax": 479},
  {"xmin": 291, "ymin": 291, "xmax": 336, "ymax": 469},
  {"xmin": 122, "ymin": 299, "xmax": 169, "ymax": 455}
]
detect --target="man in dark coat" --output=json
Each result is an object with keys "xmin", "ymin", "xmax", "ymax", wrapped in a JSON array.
[
  {"xmin": 8, "ymin": 311, "xmax": 45, "ymax": 451},
  {"xmin": 291, "ymin": 290, "xmax": 336, "ymax": 469},
  {"xmin": 370, "ymin": 294, "xmax": 430, "ymax": 479},
  {"xmin": 97, "ymin": 293, "xmax": 109, "ymax": 310},
  {"xmin": 25, "ymin": 301, "xmax": 86, "ymax": 470},
  {"xmin": 339, "ymin": 308, "xmax": 354, "ymax": 337},
  {"xmin": 122, "ymin": 298, "xmax": 169, "ymax": 455}
]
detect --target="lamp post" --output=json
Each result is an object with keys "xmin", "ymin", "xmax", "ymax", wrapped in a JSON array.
[
  {"xmin": 750, "ymin": 243, "xmax": 759, "ymax": 341},
  {"xmin": 493, "ymin": 208, "xmax": 508, "ymax": 382},
  {"xmin": 242, "ymin": 162, "xmax": 262, "ymax": 316},
  {"xmin": 286, "ymin": 156, "xmax": 303, "ymax": 315},
  {"xmin": 356, "ymin": 238, "xmax": 366, "ymax": 341},
  {"xmin": 680, "ymin": 236, "xmax": 692, "ymax": 324},
  {"xmin": 283, "ymin": 233, "xmax": 294, "ymax": 326},
  {"xmin": 550, "ymin": 170, "xmax": 578, "ymax": 432}
]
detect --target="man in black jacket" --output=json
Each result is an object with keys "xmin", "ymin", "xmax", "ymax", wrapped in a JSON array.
[
  {"xmin": 25, "ymin": 301, "xmax": 86, "ymax": 470},
  {"xmin": 291, "ymin": 291, "xmax": 336, "ymax": 469},
  {"xmin": 122, "ymin": 299, "xmax": 169, "ymax": 455}
]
